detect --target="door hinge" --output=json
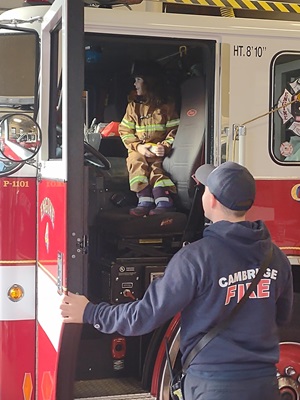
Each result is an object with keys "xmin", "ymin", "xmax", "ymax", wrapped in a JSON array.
[{"xmin": 76, "ymin": 235, "xmax": 89, "ymax": 254}]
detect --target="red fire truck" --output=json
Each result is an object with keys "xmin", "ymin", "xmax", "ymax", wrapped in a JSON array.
[{"xmin": 0, "ymin": 0, "xmax": 300, "ymax": 399}]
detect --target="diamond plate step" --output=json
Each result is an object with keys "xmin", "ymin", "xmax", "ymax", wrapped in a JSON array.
[
  {"xmin": 76, "ymin": 394, "xmax": 155, "ymax": 400},
  {"xmin": 74, "ymin": 378, "xmax": 156, "ymax": 400}
]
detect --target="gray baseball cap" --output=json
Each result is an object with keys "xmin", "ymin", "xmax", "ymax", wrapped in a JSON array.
[{"xmin": 195, "ymin": 161, "xmax": 256, "ymax": 211}]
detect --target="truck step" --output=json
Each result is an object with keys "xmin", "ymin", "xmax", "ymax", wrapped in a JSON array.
[
  {"xmin": 74, "ymin": 378, "xmax": 156, "ymax": 400},
  {"xmin": 76, "ymin": 394, "xmax": 155, "ymax": 400}
]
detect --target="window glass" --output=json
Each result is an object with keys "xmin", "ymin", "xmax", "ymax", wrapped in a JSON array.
[
  {"xmin": 0, "ymin": 30, "xmax": 38, "ymax": 120},
  {"xmin": 48, "ymin": 24, "xmax": 62, "ymax": 159},
  {"xmin": 271, "ymin": 52, "xmax": 300, "ymax": 163}
]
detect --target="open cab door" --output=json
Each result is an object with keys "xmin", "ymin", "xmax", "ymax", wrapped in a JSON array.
[
  {"xmin": 0, "ymin": 22, "xmax": 41, "ymax": 400},
  {"xmin": 37, "ymin": 1, "xmax": 86, "ymax": 398}
]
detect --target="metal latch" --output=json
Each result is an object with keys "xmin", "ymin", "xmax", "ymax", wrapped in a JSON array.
[{"xmin": 76, "ymin": 235, "xmax": 89, "ymax": 254}]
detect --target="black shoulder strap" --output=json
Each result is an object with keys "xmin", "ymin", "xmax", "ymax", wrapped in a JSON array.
[
  {"xmin": 181, "ymin": 184, "xmax": 204, "ymax": 246},
  {"xmin": 182, "ymin": 247, "xmax": 273, "ymax": 372}
]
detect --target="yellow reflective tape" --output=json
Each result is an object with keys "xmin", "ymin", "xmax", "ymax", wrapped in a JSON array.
[
  {"xmin": 274, "ymin": 1, "xmax": 289, "ymax": 11},
  {"xmin": 280, "ymin": 247, "xmax": 300, "ymax": 251},
  {"xmin": 0, "ymin": 260, "xmax": 35, "ymax": 264},
  {"xmin": 227, "ymin": 0, "xmax": 242, "ymax": 8},
  {"xmin": 242, "ymin": 0, "xmax": 258, "ymax": 9},
  {"xmin": 257, "ymin": 1, "xmax": 274, "ymax": 10},
  {"xmin": 164, "ymin": 0, "xmax": 300, "ymax": 13},
  {"xmin": 290, "ymin": 3, "xmax": 300, "ymax": 12},
  {"xmin": 213, "ymin": 0, "xmax": 226, "ymax": 6}
]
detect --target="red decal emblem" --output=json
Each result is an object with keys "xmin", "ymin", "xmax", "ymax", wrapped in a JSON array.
[{"xmin": 187, "ymin": 109, "xmax": 197, "ymax": 117}]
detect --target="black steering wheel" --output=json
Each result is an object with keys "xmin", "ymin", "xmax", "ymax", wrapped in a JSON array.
[{"xmin": 84, "ymin": 141, "xmax": 111, "ymax": 170}]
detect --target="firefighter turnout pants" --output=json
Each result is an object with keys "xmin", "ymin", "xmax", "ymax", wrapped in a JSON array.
[{"xmin": 126, "ymin": 151, "xmax": 176, "ymax": 193}]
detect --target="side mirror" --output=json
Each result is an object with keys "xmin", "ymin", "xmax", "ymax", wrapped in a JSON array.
[
  {"xmin": 0, "ymin": 157, "xmax": 24, "ymax": 176},
  {"xmin": 0, "ymin": 113, "xmax": 42, "ymax": 163}
]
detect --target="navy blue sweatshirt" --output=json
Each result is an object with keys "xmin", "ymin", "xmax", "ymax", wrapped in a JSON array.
[{"xmin": 83, "ymin": 220, "xmax": 293, "ymax": 376}]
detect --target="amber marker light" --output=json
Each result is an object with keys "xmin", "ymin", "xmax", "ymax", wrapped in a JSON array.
[{"xmin": 8, "ymin": 284, "xmax": 24, "ymax": 302}]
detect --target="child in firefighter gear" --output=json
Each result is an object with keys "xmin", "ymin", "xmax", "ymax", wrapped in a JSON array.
[
  {"xmin": 61, "ymin": 161, "xmax": 293, "ymax": 400},
  {"xmin": 118, "ymin": 60, "xmax": 180, "ymax": 217}
]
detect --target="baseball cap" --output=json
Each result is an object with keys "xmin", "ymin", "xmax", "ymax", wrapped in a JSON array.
[{"xmin": 194, "ymin": 161, "xmax": 256, "ymax": 211}]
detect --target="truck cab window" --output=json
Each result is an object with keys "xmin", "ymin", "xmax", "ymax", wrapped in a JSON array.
[
  {"xmin": 271, "ymin": 52, "xmax": 300, "ymax": 164},
  {"xmin": 0, "ymin": 29, "xmax": 38, "ymax": 120},
  {"xmin": 48, "ymin": 23, "xmax": 62, "ymax": 159}
]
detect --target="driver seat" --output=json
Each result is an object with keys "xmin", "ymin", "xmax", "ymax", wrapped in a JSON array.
[{"xmin": 92, "ymin": 75, "xmax": 206, "ymax": 259}]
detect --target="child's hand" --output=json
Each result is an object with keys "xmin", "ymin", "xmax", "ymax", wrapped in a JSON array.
[
  {"xmin": 137, "ymin": 144, "xmax": 153, "ymax": 157},
  {"xmin": 151, "ymin": 143, "xmax": 165, "ymax": 157}
]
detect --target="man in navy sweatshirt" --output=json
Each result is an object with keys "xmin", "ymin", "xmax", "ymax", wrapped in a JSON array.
[{"xmin": 60, "ymin": 161, "xmax": 293, "ymax": 400}]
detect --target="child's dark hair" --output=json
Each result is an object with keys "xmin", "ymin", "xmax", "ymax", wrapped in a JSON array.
[
  {"xmin": 131, "ymin": 60, "xmax": 168, "ymax": 106},
  {"xmin": 142, "ymin": 75, "xmax": 168, "ymax": 106}
]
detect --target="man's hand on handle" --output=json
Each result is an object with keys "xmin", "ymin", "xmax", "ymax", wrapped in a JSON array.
[{"xmin": 60, "ymin": 291, "xmax": 89, "ymax": 324}]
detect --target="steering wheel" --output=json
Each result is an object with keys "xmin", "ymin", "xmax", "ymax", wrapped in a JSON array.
[{"xmin": 84, "ymin": 141, "xmax": 111, "ymax": 170}]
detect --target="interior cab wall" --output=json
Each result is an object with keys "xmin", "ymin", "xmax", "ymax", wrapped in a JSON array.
[{"xmin": 83, "ymin": 33, "xmax": 213, "ymax": 130}]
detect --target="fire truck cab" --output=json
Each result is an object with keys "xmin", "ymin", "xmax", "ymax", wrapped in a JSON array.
[{"xmin": 0, "ymin": 0, "xmax": 300, "ymax": 399}]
